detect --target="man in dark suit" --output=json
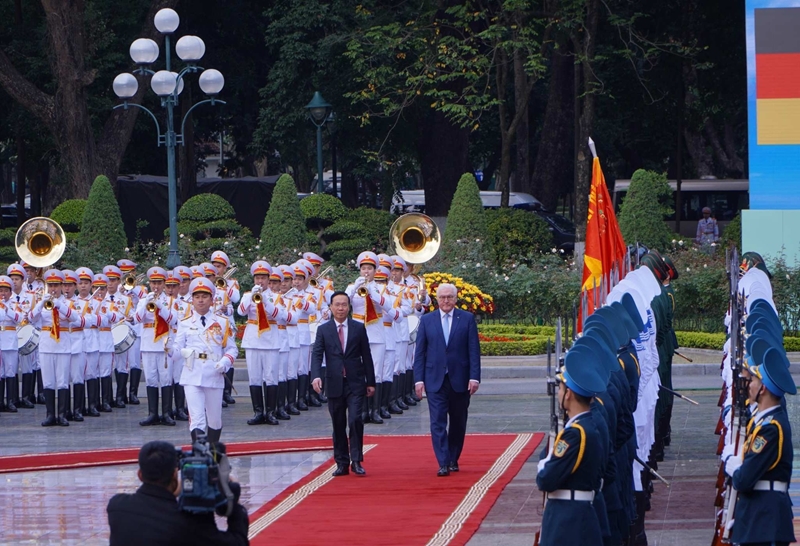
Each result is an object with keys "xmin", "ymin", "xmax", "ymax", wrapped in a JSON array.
[
  {"xmin": 312, "ymin": 291, "xmax": 376, "ymax": 476},
  {"xmin": 413, "ymin": 283, "xmax": 481, "ymax": 476},
  {"xmin": 107, "ymin": 440, "xmax": 249, "ymax": 546}
]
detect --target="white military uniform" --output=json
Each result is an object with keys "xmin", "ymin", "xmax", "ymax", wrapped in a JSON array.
[
  {"xmin": 0, "ymin": 297, "xmax": 23, "ymax": 381},
  {"xmin": 238, "ymin": 289, "xmax": 284, "ymax": 386},
  {"xmin": 175, "ymin": 310, "xmax": 238, "ymax": 434},
  {"xmin": 345, "ymin": 280, "xmax": 388, "ymax": 379},
  {"xmin": 135, "ymin": 292, "xmax": 175, "ymax": 387},
  {"xmin": 29, "ymin": 295, "xmax": 86, "ymax": 390}
]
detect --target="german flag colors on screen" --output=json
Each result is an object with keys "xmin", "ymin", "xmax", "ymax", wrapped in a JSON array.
[{"xmin": 756, "ymin": 8, "xmax": 800, "ymax": 144}]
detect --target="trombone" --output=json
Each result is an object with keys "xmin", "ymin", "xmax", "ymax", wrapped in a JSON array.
[
  {"xmin": 309, "ymin": 265, "xmax": 334, "ymax": 289},
  {"xmin": 215, "ymin": 266, "xmax": 238, "ymax": 290},
  {"xmin": 123, "ymin": 273, "xmax": 146, "ymax": 292}
]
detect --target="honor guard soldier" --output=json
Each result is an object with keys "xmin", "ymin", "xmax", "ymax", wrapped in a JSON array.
[
  {"xmin": 374, "ymin": 261, "xmax": 406, "ymax": 419},
  {"xmin": 8, "ymin": 264, "xmax": 35, "ymax": 408},
  {"xmin": 80, "ymin": 269, "xmax": 103, "ymax": 416},
  {"xmin": 291, "ymin": 261, "xmax": 320, "ymax": 409},
  {"xmin": 118, "ymin": 259, "xmax": 146, "ymax": 403},
  {"xmin": 0, "ymin": 275, "xmax": 24, "ymax": 412},
  {"xmin": 277, "ymin": 265, "xmax": 301, "ymax": 412},
  {"xmin": 299, "ymin": 258, "xmax": 330, "ymax": 403},
  {"xmin": 104, "ymin": 265, "xmax": 133, "ymax": 406},
  {"xmin": 536, "ymin": 346, "xmax": 606, "ymax": 546},
  {"xmin": 74, "ymin": 268, "xmax": 98, "ymax": 417},
  {"xmin": 21, "ymin": 260, "xmax": 46, "ymax": 404},
  {"xmin": 135, "ymin": 267, "xmax": 176, "ymax": 426},
  {"xmin": 190, "ymin": 265, "xmax": 203, "ymax": 279},
  {"xmin": 94, "ymin": 274, "xmax": 122, "ymax": 412},
  {"xmin": 388, "ymin": 256, "xmax": 415, "ymax": 410},
  {"xmin": 239, "ymin": 261, "xmax": 286, "ymax": 425},
  {"xmin": 208, "ymin": 254, "xmax": 239, "ymax": 406},
  {"xmin": 29, "ymin": 270, "xmax": 89, "ymax": 427},
  {"xmin": 269, "ymin": 266, "xmax": 294, "ymax": 418},
  {"xmin": 61, "ymin": 270, "xmax": 84, "ymax": 421},
  {"xmin": 695, "ymin": 207, "xmax": 719, "ymax": 245},
  {"xmin": 303, "ymin": 252, "xmax": 334, "ymax": 292},
  {"xmin": 724, "ymin": 347, "xmax": 796, "ymax": 546},
  {"xmin": 346, "ymin": 251, "xmax": 390, "ymax": 424},
  {"xmin": 170, "ymin": 266, "xmax": 193, "ymax": 421},
  {"xmin": 172, "ymin": 277, "xmax": 238, "ymax": 444}
]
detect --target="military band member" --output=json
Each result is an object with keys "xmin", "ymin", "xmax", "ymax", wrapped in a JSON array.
[
  {"xmin": 279, "ymin": 265, "xmax": 303, "ymax": 412},
  {"xmin": 291, "ymin": 261, "xmax": 320, "ymax": 409},
  {"xmin": 172, "ymin": 277, "xmax": 238, "ymax": 444},
  {"xmin": 208, "ymin": 253, "xmax": 238, "ymax": 406},
  {"xmin": 21, "ymin": 260, "xmax": 45, "ymax": 294},
  {"xmin": 94, "ymin": 274, "xmax": 121, "ymax": 413},
  {"xmin": 389, "ymin": 256, "xmax": 415, "ymax": 410},
  {"xmin": 135, "ymin": 267, "xmax": 176, "ymax": 426},
  {"xmin": 0, "ymin": 275, "xmax": 24, "ymax": 412},
  {"xmin": 170, "ymin": 266, "xmax": 193, "ymax": 421},
  {"xmin": 29, "ymin": 270, "xmax": 88, "ymax": 427},
  {"xmin": 190, "ymin": 265, "xmax": 203, "ymax": 279},
  {"xmin": 117, "ymin": 259, "xmax": 146, "ymax": 404},
  {"xmin": 22, "ymin": 260, "xmax": 46, "ymax": 404},
  {"xmin": 270, "ymin": 266, "xmax": 294, "ymax": 418},
  {"xmin": 374, "ymin": 262, "xmax": 406, "ymax": 418},
  {"xmin": 8, "ymin": 264, "xmax": 35, "ymax": 408},
  {"xmin": 104, "ymin": 265, "xmax": 133, "ymax": 407},
  {"xmin": 724, "ymin": 347, "xmax": 796, "ymax": 546},
  {"xmin": 61, "ymin": 270, "xmax": 84, "ymax": 421},
  {"xmin": 536, "ymin": 348, "xmax": 606, "ymax": 546}
]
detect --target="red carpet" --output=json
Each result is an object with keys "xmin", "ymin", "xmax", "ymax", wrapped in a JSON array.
[
  {"xmin": 248, "ymin": 432, "xmax": 543, "ymax": 546},
  {"xmin": 0, "ymin": 437, "xmax": 331, "ymax": 474}
]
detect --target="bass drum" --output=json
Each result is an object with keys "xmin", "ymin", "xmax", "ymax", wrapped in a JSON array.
[
  {"xmin": 407, "ymin": 315, "xmax": 421, "ymax": 344},
  {"xmin": 17, "ymin": 324, "xmax": 40, "ymax": 356},
  {"xmin": 112, "ymin": 322, "xmax": 136, "ymax": 354}
]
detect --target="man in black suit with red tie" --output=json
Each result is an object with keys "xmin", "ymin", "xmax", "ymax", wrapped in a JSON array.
[{"xmin": 312, "ymin": 291, "xmax": 376, "ymax": 476}]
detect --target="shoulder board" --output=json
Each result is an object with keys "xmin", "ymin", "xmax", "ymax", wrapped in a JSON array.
[{"xmin": 762, "ymin": 416, "xmax": 774, "ymax": 426}]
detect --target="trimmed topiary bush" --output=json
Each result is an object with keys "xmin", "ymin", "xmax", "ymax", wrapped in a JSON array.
[
  {"xmin": 719, "ymin": 211, "xmax": 741, "ymax": 250},
  {"xmin": 51, "ymin": 199, "xmax": 87, "ymax": 233},
  {"xmin": 618, "ymin": 169, "xmax": 674, "ymax": 251},
  {"xmin": 485, "ymin": 208, "xmax": 554, "ymax": 265},
  {"xmin": 438, "ymin": 173, "xmax": 493, "ymax": 268},
  {"xmin": 179, "ymin": 193, "xmax": 236, "ymax": 222},
  {"xmin": 301, "ymin": 194, "xmax": 347, "ymax": 255},
  {"xmin": 321, "ymin": 207, "xmax": 397, "ymax": 265},
  {"xmin": 79, "ymin": 175, "xmax": 127, "ymax": 258},
  {"xmin": 260, "ymin": 174, "xmax": 307, "ymax": 262}
]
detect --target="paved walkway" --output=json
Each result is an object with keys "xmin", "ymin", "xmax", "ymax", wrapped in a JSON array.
[{"xmin": 0, "ymin": 377, "xmax": 797, "ymax": 545}]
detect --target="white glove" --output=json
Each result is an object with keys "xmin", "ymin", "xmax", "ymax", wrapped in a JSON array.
[
  {"xmin": 43, "ymin": 292, "xmax": 53, "ymax": 302},
  {"xmin": 724, "ymin": 455, "xmax": 742, "ymax": 477},
  {"xmin": 720, "ymin": 443, "xmax": 735, "ymax": 463},
  {"xmin": 214, "ymin": 358, "xmax": 228, "ymax": 374},
  {"xmin": 146, "ymin": 292, "xmax": 155, "ymax": 303},
  {"xmin": 252, "ymin": 285, "xmax": 262, "ymax": 294},
  {"xmin": 537, "ymin": 454, "xmax": 551, "ymax": 472},
  {"xmin": 354, "ymin": 276, "xmax": 366, "ymax": 288}
]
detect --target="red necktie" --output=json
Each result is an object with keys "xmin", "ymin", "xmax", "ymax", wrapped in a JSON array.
[{"xmin": 338, "ymin": 324, "xmax": 346, "ymax": 377}]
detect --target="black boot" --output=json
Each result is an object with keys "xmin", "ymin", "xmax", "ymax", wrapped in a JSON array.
[
  {"xmin": 396, "ymin": 375, "xmax": 409, "ymax": 410},
  {"xmin": 0, "ymin": 378, "xmax": 6, "ymax": 412},
  {"xmin": 247, "ymin": 385, "xmax": 266, "ymax": 425},
  {"xmin": 223, "ymin": 369, "xmax": 236, "ymax": 405},
  {"xmin": 18, "ymin": 374, "xmax": 35, "ymax": 408},
  {"xmin": 56, "ymin": 388, "xmax": 70, "ymax": 426},
  {"xmin": 191, "ymin": 428, "xmax": 202, "ymax": 443},
  {"xmin": 110, "ymin": 371, "xmax": 121, "ymax": 408},
  {"xmin": 275, "ymin": 382, "xmax": 291, "ymax": 420},
  {"xmin": 41, "ymin": 389, "xmax": 57, "ymax": 426},
  {"xmin": 264, "ymin": 385, "xmax": 280, "ymax": 425},
  {"xmin": 7, "ymin": 376, "xmax": 20, "ymax": 412},
  {"xmin": 286, "ymin": 379, "xmax": 301, "ymax": 415},
  {"xmin": 86, "ymin": 379, "xmax": 101, "ymax": 416},
  {"xmin": 388, "ymin": 377, "xmax": 404, "ymax": 414},
  {"xmin": 307, "ymin": 373, "xmax": 322, "ymax": 407},
  {"xmin": 296, "ymin": 376, "xmax": 309, "ymax": 411},
  {"xmin": 115, "ymin": 372, "xmax": 128, "ymax": 408},
  {"xmin": 403, "ymin": 370, "xmax": 417, "ymax": 406},
  {"xmin": 380, "ymin": 381, "xmax": 393, "ymax": 419},
  {"xmin": 64, "ymin": 385, "xmax": 74, "ymax": 421},
  {"xmin": 36, "ymin": 370, "xmax": 45, "ymax": 404},
  {"xmin": 139, "ymin": 386, "xmax": 160, "ymax": 426},
  {"xmin": 99, "ymin": 376, "xmax": 113, "ymax": 412},
  {"xmin": 160, "ymin": 386, "xmax": 176, "ymax": 426},
  {"xmin": 128, "ymin": 368, "xmax": 141, "ymax": 405},
  {"xmin": 207, "ymin": 427, "xmax": 222, "ymax": 445},
  {"xmin": 174, "ymin": 384, "xmax": 189, "ymax": 421},
  {"xmin": 370, "ymin": 383, "xmax": 384, "ymax": 424},
  {"xmin": 73, "ymin": 383, "xmax": 84, "ymax": 422},
  {"xmin": 318, "ymin": 375, "xmax": 328, "ymax": 403}
]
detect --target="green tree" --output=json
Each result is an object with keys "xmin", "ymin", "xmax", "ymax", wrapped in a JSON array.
[
  {"xmin": 79, "ymin": 175, "xmax": 127, "ymax": 258},
  {"xmin": 618, "ymin": 169, "xmax": 674, "ymax": 250},
  {"xmin": 301, "ymin": 193, "xmax": 347, "ymax": 255},
  {"xmin": 260, "ymin": 174, "xmax": 306, "ymax": 262},
  {"xmin": 438, "ymin": 173, "xmax": 493, "ymax": 265}
]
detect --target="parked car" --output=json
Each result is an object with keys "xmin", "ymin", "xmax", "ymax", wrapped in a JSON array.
[{"xmin": 532, "ymin": 209, "xmax": 575, "ymax": 254}]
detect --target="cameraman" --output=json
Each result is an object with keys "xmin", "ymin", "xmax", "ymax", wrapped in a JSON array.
[{"xmin": 107, "ymin": 440, "xmax": 249, "ymax": 546}]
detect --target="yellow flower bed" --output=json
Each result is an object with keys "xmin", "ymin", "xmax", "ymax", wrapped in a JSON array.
[{"xmin": 423, "ymin": 272, "xmax": 495, "ymax": 315}]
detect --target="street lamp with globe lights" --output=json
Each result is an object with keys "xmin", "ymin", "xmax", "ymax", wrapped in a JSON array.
[
  {"xmin": 112, "ymin": 8, "xmax": 225, "ymax": 269},
  {"xmin": 305, "ymin": 91, "xmax": 333, "ymax": 195}
]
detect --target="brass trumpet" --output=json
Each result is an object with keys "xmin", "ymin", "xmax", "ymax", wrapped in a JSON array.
[
  {"xmin": 309, "ymin": 265, "xmax": 334, "ymax": 289},
  {"xmin": 44, "ymin": 299, "xmax": 55, "ymax": 311},
  {"xmin": 146, "ymin": 300, "xmax": 157, "ymax": 312},
  {"xmin": 357, "ymin": 286, "xmax": 369, "ymax": 297},
  {"xmin": 252, "ymin": 293, "xmax": 263, "ymax": 304}
]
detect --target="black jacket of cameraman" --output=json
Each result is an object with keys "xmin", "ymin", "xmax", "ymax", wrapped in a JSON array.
[{"xmin": 107, "ymin": 483, "xmax": 249, "ymax": 546}]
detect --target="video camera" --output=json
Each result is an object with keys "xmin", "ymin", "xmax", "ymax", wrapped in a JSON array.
[{"xmin": 176, "ymin": 433, "xmax": 235, "ymax": 517}]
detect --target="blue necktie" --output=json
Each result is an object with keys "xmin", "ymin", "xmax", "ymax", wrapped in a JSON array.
[
  {"xmin": 201, "ymin": 316, "xmax": 206, "ymax": 327},
  {"xmin": 443, "ymin": 313, "xmax": 450, "ymax": 346}
]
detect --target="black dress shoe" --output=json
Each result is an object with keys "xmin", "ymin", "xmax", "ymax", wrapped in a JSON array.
[
  {"xmin": 448, "ymin": 462, "xmax": 459, "ymax": 472},
  {"xmin": 437, "ymin": 466, "xmax": 450, "ymax": 477},
  {"xmin": 332, "ymin": 464, "xmax": 349, "ymax": 477},
  {"xmin": 351, "ymin": 462, "xmax": 366, "ymax": 475}
]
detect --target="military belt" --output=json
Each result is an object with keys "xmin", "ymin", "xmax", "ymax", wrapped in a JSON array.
[
  {"xmin": 547, "ymin": 489, "xmax": 595, "ymax": 502},
  {"xmin": 753, "ymin": 480, "xmax": 788, "ymax": 492}
]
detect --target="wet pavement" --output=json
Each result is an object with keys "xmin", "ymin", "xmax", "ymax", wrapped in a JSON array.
[{"xmin": 0, "ymin": 377, "xmax": 797, "ymax": 545}]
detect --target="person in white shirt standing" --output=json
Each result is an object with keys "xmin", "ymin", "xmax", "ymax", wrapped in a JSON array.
[
  {"xmin": 7, "ymin": 264, "xmax": 35, "ymax": 408},
  {"xmin": 172, "ymin": 277, "xmax": 238, "ymax": 444},
  {"xmin": 0, "ymin": 275, "xmax": 24, "ymax": 412}
]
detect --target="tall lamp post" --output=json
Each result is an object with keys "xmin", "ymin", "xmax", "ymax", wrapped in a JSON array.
[
  {"xmin": 305, "ymin": 91, "xmax": 333, "ymax": 194},
  {"xmin": 112, "ymin": 8, "xmax": 226, "ymax": 268}
]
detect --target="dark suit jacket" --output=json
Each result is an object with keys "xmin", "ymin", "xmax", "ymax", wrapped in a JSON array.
[
  {"xmin": 413, "ymin": 308, "xmax": 481, "ymax": 393},
  {"xmin": 311, "ymin": 318, "xmax": 376, "ymax": 398},
  {"xmin": 107, "ymin": 483, "xmax": 249, "ymax": 546}
]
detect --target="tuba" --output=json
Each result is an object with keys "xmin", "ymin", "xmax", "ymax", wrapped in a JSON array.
[
  {"xmin": 389, "ymin": 213, "xmax": 440, "ymax": 265},
  {"xmin": 15, "ymin": 217, "xmax": 66, "ymax": 269}
]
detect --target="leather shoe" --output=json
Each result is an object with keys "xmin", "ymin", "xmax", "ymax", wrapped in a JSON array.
[
  {"xmin": 332, "ymin": 464, "xmax": 349, "ymax": 477},
  {"xmin": 437, "ymin": 466, "xmax": 450, "ymax": 477},
  {"xmin": 351, "ymin": 462, "xmax": 366, "ymax": 476},
  {"xmin": 448, "ymin": 462, "xmax": 459, "ymax": 472}
]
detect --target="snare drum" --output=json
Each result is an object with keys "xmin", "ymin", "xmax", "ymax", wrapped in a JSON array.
[
  {"xmin": 17, "ymin": 324, "xmax": 40, "ymax": 356},
  {"xmin": 112, "ymin": 322, "xmax": 136, "ymax": 354},
  {"xmin": 407, "ymin": 315, "xmax": 420, "ymax": 344}
]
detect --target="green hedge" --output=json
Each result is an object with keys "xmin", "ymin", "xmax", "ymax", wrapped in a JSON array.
[
  {"xmin": 51, "ymin": 199, "xmax": 87, "ymax": 232},
  {"xmin": 480, "ymin": 339, "xmax": 550, "ymax": 356},
  {"xmin": 179, "ymin": 193, "xmax": 236, "ymax": 222},
  {"xmin": 479, "ymin": 324, "xmax": 557, "ymax": 336}
]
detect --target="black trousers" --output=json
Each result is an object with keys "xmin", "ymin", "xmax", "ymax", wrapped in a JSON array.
[
  {"xmin": 426, "ymin": 373, "xmax": 470, "ymax": 467},
  {"xmin": 328, "ymin": 381, "xmax": 365, "ymax": 465}
]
